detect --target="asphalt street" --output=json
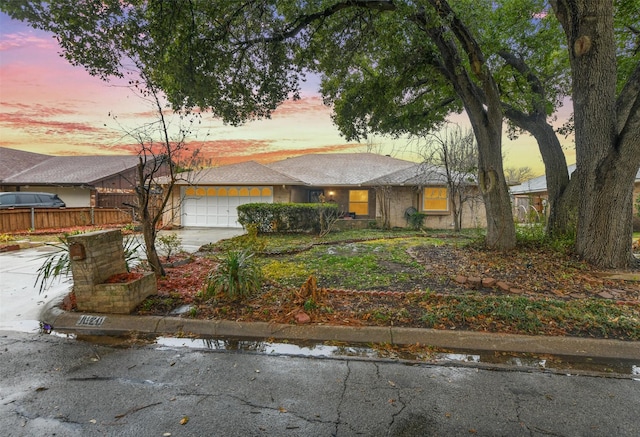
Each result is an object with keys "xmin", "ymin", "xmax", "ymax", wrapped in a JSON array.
[{"xmin": 1, "ymin": 331, "xmax": 639, "ymax": 437}]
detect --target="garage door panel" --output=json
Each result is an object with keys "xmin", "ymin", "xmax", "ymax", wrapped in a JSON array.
[{"xmin": 182, "ymin": 186, "xmax": 273, "ymax": 228}]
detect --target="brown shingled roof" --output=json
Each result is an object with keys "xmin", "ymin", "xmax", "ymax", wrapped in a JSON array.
[
  {"xmin": 1, "ymin": 147, "xmax": 143, "ymax": 186},
  {"xmin": 266, "ymin": 153, "xmax": 415, "ymax": 186},
  {"xmin": 0, "ymin": 148, "xmax": 50, "ymax": 182},
  {"xmin": 175, "ymin": 161, "xmax": 303, "ymax": 186},
  {"xmin": 365, "ymin": 163, "xmax": 466, "ymax": 186}
]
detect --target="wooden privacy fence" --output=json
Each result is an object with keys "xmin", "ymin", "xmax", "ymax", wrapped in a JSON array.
[{"xmin": 0, "ymin": 207, "xmax": 134, "ymax": 233}]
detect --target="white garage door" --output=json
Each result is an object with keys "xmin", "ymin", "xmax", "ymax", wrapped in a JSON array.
[{"xmin": 182, "ymin": 186, "xmax": 273, "ymax": 228}]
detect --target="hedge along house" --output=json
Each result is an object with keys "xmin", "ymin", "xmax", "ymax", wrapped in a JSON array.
[{"xmin": 164, "ymin": 153, "xmax": 487, "ymax": 229}]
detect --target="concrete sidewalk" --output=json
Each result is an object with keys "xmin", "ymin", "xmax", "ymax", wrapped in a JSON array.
[{"xmin": 41, "ymin": 296, "xmax": 640, "ymax": 361}]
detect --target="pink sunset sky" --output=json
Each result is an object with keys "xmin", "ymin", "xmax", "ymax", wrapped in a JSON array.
[{"xmin": 0, "ymin": 12, "xmax": 574, "ymax": 175}]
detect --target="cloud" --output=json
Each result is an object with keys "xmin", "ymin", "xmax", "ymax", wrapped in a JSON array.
[
  {"xmin": 1, "ymin": 102, "xmax": 78, "ymax": 117},
  {"xmin": 270, "ymin": 96, "xmax": 331, "ymax": 118},
  {"xmin": 0, "ymin": 112, "xmax": 105, "ymax": 135},
  {"xmin": 83, "ymin": 138, "xmax": 360, "ymax": 165},
  {"xmin": 0, "ymin": 32, "xmax": 56, "ymax": 51}
]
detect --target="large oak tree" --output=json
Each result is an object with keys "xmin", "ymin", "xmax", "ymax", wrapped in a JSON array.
[
  {"xmin": 3, "ymin": 0, "xmax": 639, "ymax": 267},
  {"xmin": 551, "ymin": 0, "xmax": 640, "ymax": 268}
]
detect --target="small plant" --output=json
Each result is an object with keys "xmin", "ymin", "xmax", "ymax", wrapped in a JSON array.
[
  {"xmin": 0, "ymin": 233, "xmax": 14, "ymax": 243},
  {"xmin": 121, "ymin": 223, "xmax": 137, "ymax": 233},
  {"xmin": 157, "ymin": 232, "xmax": 183, "ymax": 261},
  {"xmin": 515, "ymin": 223, "xmax": 546, "ymax": 247},
  {"xmin": 406, "ymin": 211, "xmax": 427, "ymax": 230},
  {"xmin": 420, "ymin": 312, "xmax": 438, "ymax": 327},
  {"xmin": 371, "ymin": 309, "xmax": 390, "ymax": 322},
  {"xmin": 206, "ymin": 249, "xmax": 263, "ymax": 299},
  {"xmin": 123, "ymin": 235, "xmax": 142, "ymax": 270},
  {"xmin": 304, "ymin": 298, "xmax": 317, "ymax": 312},
  {"xmin": 35, "ymin": 236, "xmax": 72, "ymax": 294},
  {"xmin": 318, "ymin": 204, "xmax": 340, "ymax": 237},
  {"xmin": 237, "ymin": 223, "xmax": 267, "ymax": 252},
  {"xmin": 515, "ymin": 222, "xmax": 575, "ymax": 253}
]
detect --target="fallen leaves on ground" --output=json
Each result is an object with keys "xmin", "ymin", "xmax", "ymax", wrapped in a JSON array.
[{"xmin": 137, "ymin": 245, "xmax": 640, "ymax": 340}]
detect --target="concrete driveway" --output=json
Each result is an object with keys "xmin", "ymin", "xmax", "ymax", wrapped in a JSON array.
[
  {"xmin": 0, "ymin": 244, "xmax": 69, "ymax": 333},
  {"xmin": 157, "ymin": 227, "xmax": 245, "ymax": 253},
  {"xmin": 0, "ymin": 227, "xmax": 244, "ymax": 332}
]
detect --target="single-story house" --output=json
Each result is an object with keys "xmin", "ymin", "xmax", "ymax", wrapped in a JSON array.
[
  {"xmin": 165, "ymin": 153, "xmax": 486, "ymax": 229},
  {"xmin": 510, "ymin": 164, "xmax": 640, "ymax": 224},
  {"xmin": 0, "ymin": 147, "xmax": 166, "ymax": 208}
]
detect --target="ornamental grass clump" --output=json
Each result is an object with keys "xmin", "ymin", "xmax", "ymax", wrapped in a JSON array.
[{"xmin": 206, "ymin": 249, "xmax": 263, "ymax": 299}]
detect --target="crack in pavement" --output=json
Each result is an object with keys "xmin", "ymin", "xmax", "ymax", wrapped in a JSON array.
[
  {"xmin": 67, "ymin": 375, "xmax": 168, "ymax": 387},
  {"xmin": 226, "ymin": 393, "xmax": 335, "ymax": 426},
  {"xmin": 379, "ymin": 363, "xmax": 407, "ymax": 436},
  {"xmin": 512, "ymin": 390, "xmax": 565, "ymax": 437},
  {"xmin": 333, "ymin": 360, "xmax": 351, "ymax": 436},
  {"xmin": 513, "ymin": 394, "xmax": 535, "ymax": 437},
  {"xmin": 387, "ymin": 390, "xmax": 407, "ymax": 434}
]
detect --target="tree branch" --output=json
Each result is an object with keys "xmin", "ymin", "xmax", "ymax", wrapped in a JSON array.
[
  {"xmin": 616, "ymin": 60, "xmax": 640, "ymax": 136},
  {"xmin": 240, "ymin": 0, "xmax": 395, "ymax": 45},
  {"xmin": 498, "ymin": 50, "xmax": 547, "ymax": 115}
]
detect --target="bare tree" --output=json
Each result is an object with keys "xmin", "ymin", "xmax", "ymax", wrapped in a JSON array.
[
  {"xmin": 418, "ymin": 127, "xmax": 481, "ymax": 231},
  {"xmin": 374, "ymin": 185, "xmax": 393, "ymax": 230},
  {"xmin": 115, "ymin": 76, "xmax": 204, "ymax": 277},
  {"xmin": 504, "ymin": 167, "xmax": 535, "ymax": 185}
]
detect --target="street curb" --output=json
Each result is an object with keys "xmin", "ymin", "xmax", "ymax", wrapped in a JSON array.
[{"xmin": 41, "ymin": 305, "xmax": 640, "ymax": 361}]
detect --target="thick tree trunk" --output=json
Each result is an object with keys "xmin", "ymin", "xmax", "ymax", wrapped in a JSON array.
[
  {"xmin": 574, "ymin": 159, "xmax": 636, "ymax": 267},
  {"xmin": 452, "ymin": 192, "xmax": 462, "ymax": 232},
  {"xmin": 420, "ymin": 0, "xmax": 516, "ymax": 251},
  {"xmin": 138, "ymin": 196, "xmax": 166, "ymax": 278},
  {"xmin": 473, "ymin": 124, "xmax": 516, "ymax": 250},
  {"xmin": 508, "ymin": 112, "xmax": 576, "ymax": 237},
  {"xmin": 141, "ymin": 216, "xmax": 165, "ymax": 277},
  {"xmin": 537, "ymin": 136, "xmax": 576, "ymax": 239},
  {"xmin": 552, "ymin": 0, "xmax": 639, "ymax": 268}
]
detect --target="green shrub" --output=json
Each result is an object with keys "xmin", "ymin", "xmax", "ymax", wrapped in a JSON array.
[
  {"xmin": 515, "ymin": 223, "xmax": 575, "ymax": 253},
  {"xmin": 515, "ymin": 223, "xmax": 546, "ymax": 246},
  {"xmin": 206, "ymin": 249, "xmax": 263, "ymax": 299},
  {"xmin": 157, "ymin": 232, "xmax": 183, "ymax": 261},
  {"xmin": 235, "ymin": 223, "xmax": 267, "ymax": 252},
  {"xmin": 406, "ymin": 211, "xmax": 426, "ymax": 230},
  {"xmin": 237, "ymin": 203, "xmax": 339, "ymax": 234}
]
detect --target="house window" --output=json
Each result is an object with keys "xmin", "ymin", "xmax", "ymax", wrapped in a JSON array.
[
  {"xmin": 349, "ymin": 190, "xmax": 369, "ymax": 216},
  {"xmin": 422, "ymin": 187, "xmax": 449, "ymax": 212}
]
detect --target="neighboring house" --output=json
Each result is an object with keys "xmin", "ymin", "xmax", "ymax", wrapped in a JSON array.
[
  {"xmin": 510, "ymin": 164, "xmax": 640, "ymax": 224},
  {"xmin": 0, "ymin": 147, "xmax": 165, "ymax": 208},
  {"xmin": 510, "ymin": 169, "xmax": 554, "ymax": 222},
  {"xmin": 166, "ymin": 153, "xmax": 486, "ymax": 229}
]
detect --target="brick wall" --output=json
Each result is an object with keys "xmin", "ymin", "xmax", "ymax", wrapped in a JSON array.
[{"xmin": 68, "ymin": 229, "xmax": 156, "ymax": 314}]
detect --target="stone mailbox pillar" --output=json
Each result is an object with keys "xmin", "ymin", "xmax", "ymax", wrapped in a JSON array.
[{"xmin": 68, "ymin": 229, "xmax": 156, "ymax": 314}]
